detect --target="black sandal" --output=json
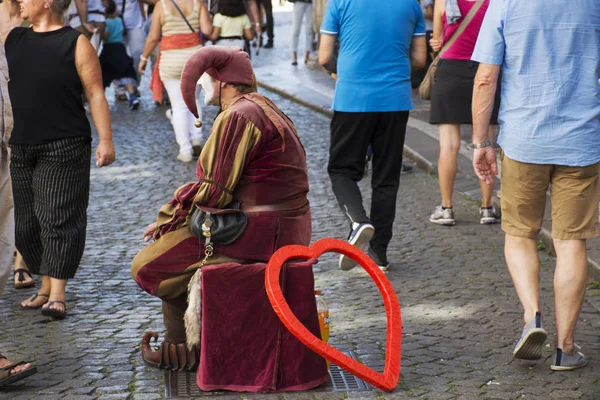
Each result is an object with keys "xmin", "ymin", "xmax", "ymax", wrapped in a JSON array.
[
  {"xmin": 41, "ymin": 300, "xmax": 66, "ymax": 319},
  {"xmin": 21, "ymin": 293, "xmax": 49, "ymax": 309},
  {"xmin": 13, "ymin": 269, "xmax": 34, "ymax": 289}
]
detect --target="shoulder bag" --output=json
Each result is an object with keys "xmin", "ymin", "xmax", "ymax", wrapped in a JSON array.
[{"xmin": 418, "ymin": 0, "xmax": 486, "ymax": 100}]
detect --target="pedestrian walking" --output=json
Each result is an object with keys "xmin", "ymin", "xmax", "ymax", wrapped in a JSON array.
[
  {"xmin": 65, "ymin": 0, "xmax": 107, "ymax": 41},
  {"xmin": 290, "ymin": 0, "xmax": 313, "ymax": 66},
  {"xmin": 471, "ymin": 0, "xmax": 600, "ymax": 370},
  {"xmin": 203, "ymin": 0, "xmax": 263, "ymax": 35},
  {"xmin": 428, "ymin": 0, "xmax": 500, "ymax": 226},
  {"xmin": 139, "ymin": 0, "xmax": 205, "ymax": 162},
  {"xmin": 319, "ymin": 0, "xmax": 426, "ymax": 271},
  {"xmin": 0, "ymin": 16, "xmax": 37, "ymax": 384},
  {"xmin": 112, "ymin": 0, "xmax": 148, "ymax": 100},
  {"xmin": 5, "ymin": 0, "xmax": 116, "ymax": 319},
  {"xmin": 0, "ymin": 0, "xmax": 35, "ymax": 292},
  {"xmin": 410, "ymin": 0, "xmax": 433, "ymax": 88},
  {"xmin": 256, "ymin": 0, "xmax": 273, "ymax": 47},
  {"xmin": 100, "ymin": 0, "xmax": 141, "ymax": 110},
  {"xmin": 201, "ymin": 0, "xmax": 254, "ymax": 51}
]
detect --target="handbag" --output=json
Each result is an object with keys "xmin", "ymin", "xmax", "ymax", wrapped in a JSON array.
[
  {"xmin": 189, "ymin": 202, "xmax": 249, "ymax": 245},
  {"xmin": 418, "ymin": 0, "xmax": 486, "ymax": 100}
]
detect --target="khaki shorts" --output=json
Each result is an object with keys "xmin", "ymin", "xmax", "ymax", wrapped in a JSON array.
[{"xmin": 500, "ymin": 152, "xmax": 600, "ymax": 240}]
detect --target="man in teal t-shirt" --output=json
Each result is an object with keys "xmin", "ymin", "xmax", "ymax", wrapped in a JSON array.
[{"xmin": 318, "ymin": 0, "xmax": 426, "ymax": 271}]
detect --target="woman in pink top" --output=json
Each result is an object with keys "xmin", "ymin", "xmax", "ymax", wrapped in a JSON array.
[{"xmin": 428, "ymin": 0, "xmax": 500, "ymax": 227}]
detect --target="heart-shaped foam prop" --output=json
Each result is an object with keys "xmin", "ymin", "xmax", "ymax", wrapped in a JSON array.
[{"xmin": 265, "ymin": 238, "xmax": 402, "ymax": 392}]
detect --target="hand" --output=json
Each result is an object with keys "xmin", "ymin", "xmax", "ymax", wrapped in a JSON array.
[
  {"xmin": 138, "ymin": 59, "xmax": 148, "ymax": 75},
  {"xmin": 96, "ymin": 139, "xmax": 116, "ymax": 167},
  {"xmin": 143, "ymin": 222, "xmax": 158, "ymax": 242},
  {"xmin": 473, "ymin": 147, "xmax": 497, "ymax": 186},
  {"xmin": 429, "ymin": 38, "xmax": 442, "ymax": 52},
  {"xmin": 83, "ymin": 23, "xmax": 97, "ymax": 33},
  {"xmin": 254, "ymin": 23, "xmax": 262, "ymax": 35}
]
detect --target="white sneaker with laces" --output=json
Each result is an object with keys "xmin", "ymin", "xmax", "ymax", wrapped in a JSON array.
[
  {"xmin": 480, "ymin": 206, "xmax": 499, "ymax": 224},
  {"xmin": 429, "ymin": 205, "xmax": 455, "ymax": 226},
  {"xmin": 339, "ymin": 222, "xmax": 375, "ymax": 271}
]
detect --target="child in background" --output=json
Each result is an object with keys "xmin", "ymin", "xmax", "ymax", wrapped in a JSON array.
[
  {"xmin": 99, "ymin": 0, "xmax": 140, "ymax": 110},
  {"xmin": 202, "ymin": 0, "xmax": 254, "ymax": 52}
]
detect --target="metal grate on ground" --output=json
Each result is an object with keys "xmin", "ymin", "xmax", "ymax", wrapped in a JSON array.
[{"xmin": 165, "ymin": 351, "xmax": 372, "ymax": 397}]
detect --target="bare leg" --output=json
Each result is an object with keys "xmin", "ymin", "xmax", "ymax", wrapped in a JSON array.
[
  {"xmin": 437, "ymin": 124, "xmax": 460, "ymax": 208},
  {"xmin": 124, "ymin": 82, "xmax": 136, "ymax": 96},
  {"xmin": 292, "ymin": 51, "xmax": 298, "ymax": 64},
  {"xmin": 553, "ymin": 238, "xmax": 588, "ymax": 354},
  {"xmin": 504, "ymin": 233, "xmax": 541, "ymax": 325}
]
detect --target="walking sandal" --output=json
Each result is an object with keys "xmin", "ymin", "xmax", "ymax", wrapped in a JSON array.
[
  {"xmin": 0, "ymin": 355, "xmax": 37, "ymax": 387},
  {"xmin": 41, "ymin": 300, "xmax": 66, "ymax": 319},
  {"xmin": 13, "ymin": 269, "xmax": 34, "ymax": 289},
  {"xmin": 21, "ymin": 293, "xmax": 49, "ymax": 309}
]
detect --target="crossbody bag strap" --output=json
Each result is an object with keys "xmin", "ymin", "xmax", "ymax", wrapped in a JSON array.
[
  {"xmin": 439, "ymin": 0, "xmax": 486, "ymax": 57},
  {"xmin": 121, "ymin": 0, "xmax": 127, "ymax": 20},
  {"xmin": 168, "ymin": 0, "xmax": 196, "ymax": 33}
]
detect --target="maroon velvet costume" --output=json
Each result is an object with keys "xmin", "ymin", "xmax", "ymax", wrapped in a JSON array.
[{"xmin": 131, "ymin": 47, "xmax": 327, "ymax": 392}]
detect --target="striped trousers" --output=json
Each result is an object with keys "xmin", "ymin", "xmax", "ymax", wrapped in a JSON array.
[{"xmin": 10, "ymin": 137, "xmax": 91, "ymax": 280}]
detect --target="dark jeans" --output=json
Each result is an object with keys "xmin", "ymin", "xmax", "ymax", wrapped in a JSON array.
[
  {"xmin": 327, "ymin": 111, "xmax": 409, "ymax": 260},
  {"xmin": 258, "ymin": 0, "xmax": 274, "ymax": 41}
]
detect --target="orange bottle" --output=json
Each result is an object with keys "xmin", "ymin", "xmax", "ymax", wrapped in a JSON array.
[{"xmin": 315, "ymin": 290, "xmax": 330, "ymax": 368}]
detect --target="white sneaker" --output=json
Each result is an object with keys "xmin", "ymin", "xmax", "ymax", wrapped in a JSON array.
[
  {"xmin": 176, "ymin": 152, "xmax": 193, "ymax": 163},
  {"xmin": 429, "ymin": 205, "xmax": 455, "ymax": 226},
  {"xmin": 339, "ymin": 222, "xmax": 375, "ymax": 271},
  {"xmin": 480, "ymin": 206, "xmax": 500, "ymax": 225}
]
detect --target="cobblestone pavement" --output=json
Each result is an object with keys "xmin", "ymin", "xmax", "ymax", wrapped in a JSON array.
[{"xmin": 1, "ymin": 5, "xmax": 600, "ymax": 399}]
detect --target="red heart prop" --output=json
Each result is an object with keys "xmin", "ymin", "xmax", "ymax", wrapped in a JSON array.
[{"xmin": 265, "ymin": 238, "xmax": 402, "ymax": 392}]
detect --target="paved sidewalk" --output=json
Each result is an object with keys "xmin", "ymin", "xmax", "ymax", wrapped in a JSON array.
[{"xmin": 0, "ymin": 5, "xmax": 599, "ymax": 400}]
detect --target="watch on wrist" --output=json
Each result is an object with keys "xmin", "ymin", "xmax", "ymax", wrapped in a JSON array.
[{"xmin": 472, "ymin": 139, "xmax": 491, "ymax": 149}]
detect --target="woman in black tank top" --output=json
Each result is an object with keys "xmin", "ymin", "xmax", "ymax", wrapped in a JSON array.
[{"xmin": 4, "ymin": 0, "xmax": 116, "ymax": 319}]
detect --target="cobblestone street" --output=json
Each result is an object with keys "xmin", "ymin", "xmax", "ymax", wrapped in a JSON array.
[{"xmin": 1, "ymin": 5, "xmax": 600, "ymax": 399}]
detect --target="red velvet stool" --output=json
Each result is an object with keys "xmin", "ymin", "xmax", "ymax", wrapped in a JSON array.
[{"xmin": 197, "ymin": 259, "xmax": 329, "ymax": 392}]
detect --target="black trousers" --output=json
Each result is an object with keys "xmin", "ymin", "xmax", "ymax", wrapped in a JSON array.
[
  {"xmin": 328, "ymin": 111, "xmax": 409, "ymax": 259},
  {"xmin": 10, "ymin": 137, "xmax": 91, "ymax": 280},
  {"xmin": 257, "ymin": 0, "xmax": 274, "ymax": 41}
]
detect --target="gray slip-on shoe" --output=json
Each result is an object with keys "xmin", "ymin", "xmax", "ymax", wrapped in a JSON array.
[
  {"xmin": 513, "ymin": 312, "xmax": 548, "ymax": 360},
  {"xmin": 551, "ymin": 345, "xmax": 587, "ymax": 371},
  {"xmin": 339, "ymin": 223, "xmax": 375, "ymax": 271}
]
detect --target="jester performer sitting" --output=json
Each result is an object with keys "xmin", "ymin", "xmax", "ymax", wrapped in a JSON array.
[{"xmin": 131, "ymin": 46, "xmax": 311, "ymax": 371}]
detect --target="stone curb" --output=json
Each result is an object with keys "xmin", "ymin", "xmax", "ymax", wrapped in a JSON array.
[{"xmin": 256, "ymin": 79, "xmax": 600, "ymax": 283}]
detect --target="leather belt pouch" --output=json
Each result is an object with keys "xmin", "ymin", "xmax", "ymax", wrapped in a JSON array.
[{"xmin": 189, "ymin": 202, "xmax": 249, "ymax": 245}]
